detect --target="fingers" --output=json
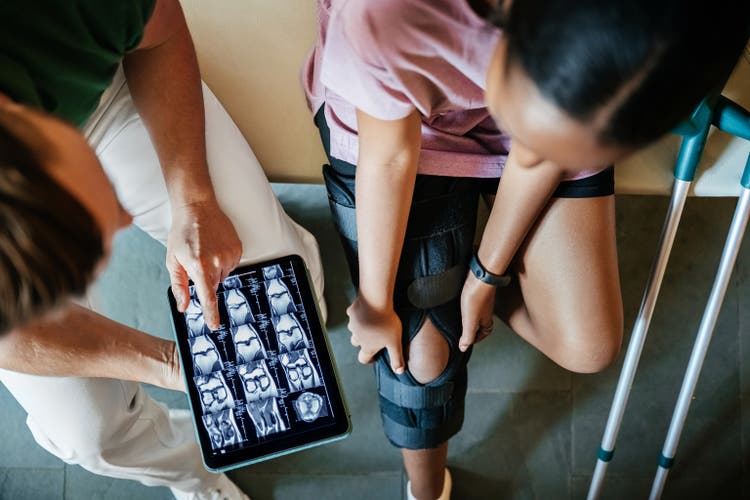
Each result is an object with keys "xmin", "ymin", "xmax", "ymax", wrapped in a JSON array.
[
  {"xmin": 459, "ymin": 314, "xmax": 478, "ymax": 352},
  {"xmin": 460, "ymin": 312, "xmax": 494, "ymax": 351},
  {"xmin": 167, "ymin": 256, "xmax": 191, "ymax": 311},
  {"xmin": 385, "ymin": 340, "xmax": 405, "ymax": 374},
  {"xmin": 357, "ymin": 348, "xmax": 376, "ymax": 365},
  {"xmin": 191, "ymin": 260, "xmax": 222, "ymax": 331}
]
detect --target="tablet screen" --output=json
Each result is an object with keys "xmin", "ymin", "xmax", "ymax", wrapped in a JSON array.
[{"xmin": 169, "ymin": 255, "xmax": 349, "ymax": 470}]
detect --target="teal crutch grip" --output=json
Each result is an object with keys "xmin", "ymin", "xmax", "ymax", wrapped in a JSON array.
[
  {"xmin": 672, "ymin": 98, "xmax": 715, "ymax": 182},
  {"xmin": 713, "ymin": 96, "xmax": 750, "ymax": 141},
  {"xmin": 741, "ymin": 153, "xmax": 750, "ymax": 190}
]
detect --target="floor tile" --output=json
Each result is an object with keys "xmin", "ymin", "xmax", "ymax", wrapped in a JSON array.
[
  {"xmin": 572, "ymin": 473, "xmax": 743, "ymax": 500},
  {"xmin": 230, "ymin": 472, "xmax": 402, "ymax": 500},
  {"xmin": 467, "ymin": 324, "xmax": 572, "ymax": 393},
  {"xmin": 448, "ymin": 392, "xmax": 571, "ymax": 500},
  {"xmin": 0, "ymin": 468, "xmax": 63, "ymax": 500},
  {"xmin": 92, "ymin": 226, "xmax": 173, "ymax": 340}
]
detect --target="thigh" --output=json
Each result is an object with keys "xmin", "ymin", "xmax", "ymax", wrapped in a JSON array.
[
  {"xmin": 0, "ymin": 369, "xmax": 141, "ymax": 459},
  {"xmin": 509, "ymin": 194, "xmax": 623, "ymax": 369}
]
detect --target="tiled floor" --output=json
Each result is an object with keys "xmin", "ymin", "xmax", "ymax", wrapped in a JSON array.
[{"xmin": 1, "ymin": 185, "xmax": 748, "ymax": 499}]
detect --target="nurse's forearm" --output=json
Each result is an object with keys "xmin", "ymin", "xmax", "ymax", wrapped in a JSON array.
[{"xmin": 0, "ymin": 304, "xmax": 180, "ymax": 390}]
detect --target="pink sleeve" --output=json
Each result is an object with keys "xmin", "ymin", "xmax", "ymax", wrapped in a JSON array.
[{"xmin": 320, "ymin": 2, "xmax": 416, "ymax": 121}]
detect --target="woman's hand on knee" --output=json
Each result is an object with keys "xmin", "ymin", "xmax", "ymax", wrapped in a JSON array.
[
  {"xmin": 346, "ymin": 297, "xmax": 405, "ymax": 374},
  {"xmin": 459, "ymin": 272, "xmax": 496, "ymax": 352}
]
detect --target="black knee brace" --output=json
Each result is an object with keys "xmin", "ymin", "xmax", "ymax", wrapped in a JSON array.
[{"xmin": 324, "ymin": 164, "xmax": 479, "ymax": 449}]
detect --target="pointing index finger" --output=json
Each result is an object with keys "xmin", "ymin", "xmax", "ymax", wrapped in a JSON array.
[{"xmin": 192, "ymin": 268, "xmax": 221, "ymax": 331}]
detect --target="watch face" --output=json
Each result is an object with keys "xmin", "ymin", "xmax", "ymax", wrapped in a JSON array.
[{"xmin": 169, "ymin": 255, "xmax": 349, "ymax": 470}]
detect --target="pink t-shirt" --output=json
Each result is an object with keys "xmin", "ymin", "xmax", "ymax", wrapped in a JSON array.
[{"xmin": 303, "ymin": 0, "xmax": 510, "ymax": 178}]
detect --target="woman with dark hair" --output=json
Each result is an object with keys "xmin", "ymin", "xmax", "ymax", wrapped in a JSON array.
[{"xmin": 303, "ymin": 0, "xmax": 750, "ymax": 498}]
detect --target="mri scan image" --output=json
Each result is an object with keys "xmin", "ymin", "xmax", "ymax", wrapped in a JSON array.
[
  {"xmin": 262, "ymin": 264, "xmax": 284, "ymax": 281},
  {"xmin": 279, "ymin": 350, "xmax": 322, "ymax": 392},
  {"xmin": 293, "ymin": 392, "xmax": 328, "ymax": 423},
  {"xmin": 203, "ymin": 409, "xmax": 242, "ymax": 450},
  {"xmin": 246, "ymin": 399, "xmax": 288, "ymax": 437},
  {"xmin": 222, "ymin": 275, "xmax": 243, "ymax": 290},
  {"xmin": 237, "ymin": 361, "xmax": 279, "ymax": 402},
  {"xmin": 196, "ymin": 372, "xmax": 235, "ymax": 414},
  {"xmin": 272, "ymin": 313, "xmax": 309, "ymax": 353},
  {"xmin": 232, "ymin": 323, "xmax": 267, "ymax": 364},
  {"xmin": 265, "ymin": 278, "xmax": 297, "ymax": 317},
  {"xmin": 189, "ymin": 335, "xmax": 223, "ymax": 376},
  {"xmin": 185, "ymin": 296, "xmax": 211, "ymax": 337},
  {"xmin": 224, "ymin": 288, "xmax": 255, "ymax": 327}
]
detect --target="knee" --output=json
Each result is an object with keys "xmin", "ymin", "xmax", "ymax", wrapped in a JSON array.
[
  {"xmin": 549, "ymin": 321, "xmax": 623, "ymax": 374},
  {"xmin": 407, "ymin": 317, "xmax": 451, "ymax": 384}
]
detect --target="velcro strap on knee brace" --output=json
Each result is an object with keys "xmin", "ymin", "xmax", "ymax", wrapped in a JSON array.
[
  {"xmin": 406, "ymin": 264, "xmax": 466, "ymax": 309},
  {"xmin": 381, "ymin": 413, "xmax": 454, "ymax": 448},
  {"xmin": 377, "ymin": 363, "xmax": 454, "ymax": 409}
]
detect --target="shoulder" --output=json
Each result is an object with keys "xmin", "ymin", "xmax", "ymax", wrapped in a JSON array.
[{"xmin": 332, "ymin": 0, "xmax": 432, "ymax": 57}]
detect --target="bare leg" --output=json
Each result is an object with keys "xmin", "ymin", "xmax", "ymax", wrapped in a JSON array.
[
  {"xmin": 491, "ymin": 194, "xmax": 623, "ymax": 373},
  {"xmin": 402, "ymin": 317, "xmax": 451, "ymax": 499},
  {"xmin": 403, "ymin": 443, "xmax": 449, "ymax": 499}
]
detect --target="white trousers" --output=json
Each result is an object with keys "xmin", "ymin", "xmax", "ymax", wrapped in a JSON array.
[{"xmin": 0, "ymin": 70, "xmax": 325, "ymax": 493}]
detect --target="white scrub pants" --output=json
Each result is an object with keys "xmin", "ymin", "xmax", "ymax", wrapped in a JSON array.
[{"xmin": 0, "ymin": 70, "xmax": 326, "ymax": 493}]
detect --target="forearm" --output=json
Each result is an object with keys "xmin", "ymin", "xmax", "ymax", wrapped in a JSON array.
[
  {"xmin": 478, "ymin": 154, "xmax": 564, "ymax": 273},
  {"xmin": 356, "ymin": 156, "xmax": 417, "ymax": 308},
  {"xmin": 122, "ymin": 0, "xmax": 213, "ymax": 206},
  {"xmin": 355, "ymin": 110, "xmax": 422, "ymax": 309},
  {"xmin": 0, "ymin": 304, "xmax": 175, "ymax": 387}
]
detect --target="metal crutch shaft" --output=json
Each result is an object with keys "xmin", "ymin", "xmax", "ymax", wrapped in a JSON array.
[
  {"xmin": 587, "ymin": 179, "xmax": 690, "ymax": 499},
  {"xmin": 587, "ymin": 97, "xmax": 715, "ymax": 499},
  {"xmin": 650, "ymin": 153, "xmax": 750, "ymax": 499}
]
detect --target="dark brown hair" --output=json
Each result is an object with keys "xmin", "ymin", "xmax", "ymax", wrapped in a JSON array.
[
  {"xmin": 0, "ymin": 111, "xmax": 103, "ymax": 333},
  {"xmin": 489, "ymin": 0, "xmax": 750, "ymax": 147}
]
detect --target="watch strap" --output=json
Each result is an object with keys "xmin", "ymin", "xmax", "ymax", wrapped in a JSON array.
[{"xmin": 469, "ymin": 252, "xmax": 511, "ymax": 287}]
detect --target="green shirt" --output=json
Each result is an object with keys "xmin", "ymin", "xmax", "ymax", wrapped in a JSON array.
[{"xmin": 0, "ymin": 0, "xmax": 156, "ymax": 127}]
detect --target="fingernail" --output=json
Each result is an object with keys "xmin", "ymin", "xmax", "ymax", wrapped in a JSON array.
[
  {"xmin": 395, "ymin": 366, "xmax": 404, "ymax": 374},
  {"xmin": 459, "ymin": 344, "xmax": 467, "ymax": 352}
]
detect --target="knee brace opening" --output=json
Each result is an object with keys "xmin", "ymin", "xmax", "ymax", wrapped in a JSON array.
[{"xmin": 407, "ymin": 316, "xmax": 450, "ymax": 384}]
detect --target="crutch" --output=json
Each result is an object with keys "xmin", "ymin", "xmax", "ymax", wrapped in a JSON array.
[
  {"xmin": 587, "ymin": 97, "xmax": 716, "ymax": 500},
  {"xmin": 650, "ymin": 97, "xmax": 750, "ymax": 499}
]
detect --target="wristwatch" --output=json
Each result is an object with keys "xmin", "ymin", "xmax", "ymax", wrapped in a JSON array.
[{"xmin": 469, "ymin": 251, "xmax": 511, "ymax": 287}]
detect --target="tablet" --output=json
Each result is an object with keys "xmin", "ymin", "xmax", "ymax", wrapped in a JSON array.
[{"xmin": 167, "ymin": 254, "xmax": 351, "ymax": 472}]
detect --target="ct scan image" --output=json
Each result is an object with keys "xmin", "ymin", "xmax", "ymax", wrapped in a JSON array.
[
  {"xmin": 222, "ymin": 275, "xmax": 243, "ymax": 290},
  {"xmin": 262, "ymin": 264, "xmax": 284, "ymax": 281},
  {"xmin": 203, "ymin": 409, "xmax": 243, "ymax": 451},
  {"xmin": 185, "ymin": 295, "xmax": 211, "ymax": 337},
  {"xmin": 232, "ymin": 323, "xmax": 267, "ymax": 364},
  {"xmin": 279, "ymin": 349, "xmax": 322, "ymax": 392},
  {"xmin": 196, "ymin": 372, "xmax": 235, "ymax": 414},
  {"xmin": 272, "ymin": 313, "xmax": 309, "ymax": 353},
  {"xmin": 237, "ymin": 360, "xmax": 279, "ymax": 402},
  {"xmin": 293, "ymin": 392, "xmax": 328, "ymax": 423},
  {"xmin": 224, "ymin": 288, "xmax": 255, "ymax": 327},
  {"xmin": 189, "ymin": 335, "xmax": 223, "ymax": 376},
  {"xmin": 246, "ymin": 398, "xmax": 288, "ymax": 438},
  {"xmin": 265, "ymin": 278, "xmax": 297, "ymax": 317}
]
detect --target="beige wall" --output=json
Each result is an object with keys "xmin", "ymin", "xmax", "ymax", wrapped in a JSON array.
[{"xmin": 181, "ymin": 0, "xmax": 327, "ymax": 183}]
